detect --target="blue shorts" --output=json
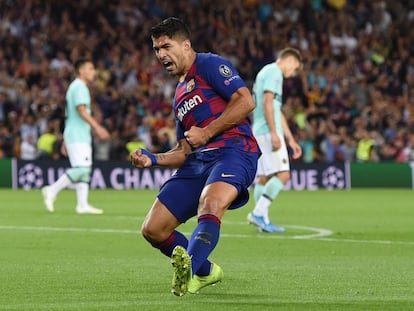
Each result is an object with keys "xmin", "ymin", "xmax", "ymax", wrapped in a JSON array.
[{"xmin": 157, "ymin": 148, "xmax": 259, "ymax": 223}]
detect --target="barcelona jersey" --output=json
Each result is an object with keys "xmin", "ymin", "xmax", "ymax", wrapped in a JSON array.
[{"xmin": 173, "ymin": 53, "xmax": 259, "ymax": 154}]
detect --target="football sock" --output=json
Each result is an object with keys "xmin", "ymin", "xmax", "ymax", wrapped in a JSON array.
[
  {"xmin": 253, "ymin": 176, "xmax": 284, "ymax": 223},
  {"xmin": 76, "ymin": 182, "xmax": 89, "ymax": 208},
  {"xmin": 187, "ymin": 214, "xmax": 221, "ymax": 276},
  {"xmin": 264, "ymin": 176, "xmax": 284, "ymax": 199},
  {"xmin": 253, "ymin": 183, "xmax": 265, "ymax": 203},
  {"xmin": 253, "ymin": 195, "xmax": 272, "ymax": 222},
  {"xmin": 152, "ymin": 230, "xmax": 213, "ymax": 276},
  {"xmin": 153, "ymin": 230, "xmax": 188, "ymax": 257},
  {"xmin": 49, "ymin": 173, "xmax": 71, "ymax": 197}
]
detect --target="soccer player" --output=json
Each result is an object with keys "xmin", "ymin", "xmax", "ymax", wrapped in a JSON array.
[
  {"xmin": 42, "ymin": 58, "xmax": 110, "ymax": 214},
  {"xmin": 247, "ymin": 48, "xmax": 303, "ymax": 233},
  {"xmin": 130, "ymin": 17, "xmax": 260, "ymax": 296}
]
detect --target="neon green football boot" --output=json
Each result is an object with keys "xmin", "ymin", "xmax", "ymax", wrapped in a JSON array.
[
  {"xmin": 188, "ymin": 262, "xmax": 224, "ymax": 294},
  {"xmin": 171, "ymin": 246, "xmax": 192, "ymax": 297}
]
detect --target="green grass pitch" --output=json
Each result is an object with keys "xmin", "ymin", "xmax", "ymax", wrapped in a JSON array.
[{"xmin": 0, "ymin": 188, "xmax": 413, "ymax": 310}]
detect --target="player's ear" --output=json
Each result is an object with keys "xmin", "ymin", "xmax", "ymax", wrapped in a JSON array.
[{"xmin": 183, "ymin": 39, "xmax": 191, "ymax": 50}]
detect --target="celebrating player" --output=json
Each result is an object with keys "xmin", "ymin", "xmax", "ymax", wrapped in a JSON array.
[{"xmin": 130, "ymin": 17, "xmax": 260, "ymax": 296}]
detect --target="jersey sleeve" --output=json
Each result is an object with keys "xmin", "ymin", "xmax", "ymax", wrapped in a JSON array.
[
  {"xmin": 73, "ymin": 83, "xmax": 90, "ymax": 107},
  {"xmin": 199, "ymin": 55, "xmax": 246, "ymax": 101},
  {"xmin": 176, "ymin": 119, "xmax": 185, "ymax": 141},
  {"xmin": 262, "ymin": 69, "xmax": 280, "ymax": 94}
]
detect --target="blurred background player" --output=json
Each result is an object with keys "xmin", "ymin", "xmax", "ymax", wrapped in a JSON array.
[
  {"xmin": 130, "ymin": 17, "xmax": 260, "ymax": 296},
  {"xmin": 247, "ymin": 48, "xmax": 302, "ymax": 232},
  {"xmin": 41, "ymin": 58, "xmax": 110, "ymax": 214}
]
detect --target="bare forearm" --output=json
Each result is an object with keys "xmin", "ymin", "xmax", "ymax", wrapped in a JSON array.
[
  {"xmin": 263, "ymin": 91, "xmax": 277, "ymax": 134},
  {"xmin": 264, "ymin": 103, "xmax": 276, "ymax": 134},
  {"xmin": 281, "ymin": 112, "xmax": 294, "ymax": 143},
  {"xmin": 78, "ymin": 109, "xmax": 100, "ymax": 131},
  {"xmin": 155, "ymin": 140, "xmax": 190, "ymax": 168}
]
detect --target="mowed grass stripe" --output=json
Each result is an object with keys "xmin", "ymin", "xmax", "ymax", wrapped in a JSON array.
[
  {"xmin": 2, "ymin": 297, "xmax": 414, "ymax": 311},
  {"xmin": 1, "ymin": 189, "xmax": 413, "ymax": 311},
  {"xmin": 1, "ymin": 224, "xmax": 414, "ymax": 246}
]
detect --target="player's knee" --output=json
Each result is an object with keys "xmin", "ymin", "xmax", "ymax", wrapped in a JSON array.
[
  {"xmin": 258, "ymin": 176, "xmax": 270, "ymax": 184},
  {"xmin": 277, "ymin": 171, "xmax": 290, "ymax": 184},
  {"xmin": 66, "ymin": 167, "xmax": 91, "ymax": 182},
  {"xmin": 141, "ymin": 221, "xmax": 164, "ymax": 244},
  {"xmin": 140, "ymin": 222, "xmax": 152, "ymax": 241},
  {"xmin": 198, "ymin": 195, "xmax": 227, "ymax": 217}
]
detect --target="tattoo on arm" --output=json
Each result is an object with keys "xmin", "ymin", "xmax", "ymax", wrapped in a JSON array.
[{"xmin": 156, "ymin": 154, "xmax": 166, "ymax": 162}]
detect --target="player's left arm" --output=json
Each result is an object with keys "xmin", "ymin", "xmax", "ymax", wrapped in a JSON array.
[
  {"xmin": 281, "ymin": 112, "xmax": 302, "ymax": 159},
  {"xmin": 184, "ymin": 56, "xmax": 255, "ymax": 148},
  {"xmin": 184, "ymin": 86, "xmax": 254, "ymax": 148},
  {"xmin": 206, "ymin": 86, "xmax": 254, "ymax": 140}
]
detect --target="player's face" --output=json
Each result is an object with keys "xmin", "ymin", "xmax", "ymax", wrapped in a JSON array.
[
  {"xmin": 79, "ymin": 62, "xmax": 96, "ymax": 83},
  {"xmin": 152, "ymin": 35, "xmax": 188, "ymax": 76},
  {"xmin": 283, "ymin": 57, "xmax": 301, "ymax": 78}
]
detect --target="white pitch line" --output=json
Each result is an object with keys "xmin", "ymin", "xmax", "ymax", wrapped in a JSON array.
[
  {"xmin": 1, "ymin": 224, "xmax": 414, "ymax": 246},
  {"xmin": 0, "ymin": 224, "xmax": 329, "ymax": 239},
  {"xmin": 317, "ymin": 237, "xmax": 414, "ymax": 246},
  {"xmin": 0, "ymin": 225, "xmax": 138, "ymax": 234},
  {"xmin": 284, "ymin": 225, "xmax": 333, "ymax": 239},
  {"xmin": 0, "ymin": 224, "xmax": 330, "ymax": 240}
]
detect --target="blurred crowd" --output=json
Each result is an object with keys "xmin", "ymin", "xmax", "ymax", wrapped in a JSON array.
[{"xmin": 1, "ymin": 0, "xmax": 414, "ymax": 163}]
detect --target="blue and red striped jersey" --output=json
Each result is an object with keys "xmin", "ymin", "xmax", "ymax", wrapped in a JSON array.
[{"xmin": 173, "ymin": 53, "xmax": 259, "ymax": 153}]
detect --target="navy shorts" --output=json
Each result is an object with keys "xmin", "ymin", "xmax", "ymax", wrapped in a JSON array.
[{"xmin": 157, "ymin": 148, "xmax": 259, "ymax": 223}]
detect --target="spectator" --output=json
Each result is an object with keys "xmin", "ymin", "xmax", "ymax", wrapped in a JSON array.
[
  {"xmin": 356, "ymin": 130, "xmax": 377, "ymax": 162},
  {"xmin": 403, "ymin": 132, "xmax": 414, "ymax": 161},
  {"xmin": 341, "ymin": 136, "xmax": 357, "ymax": 162},
  {"xmin": 19, "ymin": 113, "xmax": 39, "ymax": 142},
  {"xmin": 297, "ymin": 129, "xmax": 315, "ymax": 163},
  {"xmin": 322, "ymin": 134, "xmax": 346, "ymax": 163},
  {"xmin": 125, "ymin": 136, "xmax": 146, "ymax": 157},
  {"xmin": 0, "ymin": 123, "xmax": 14, "ymax": 158},
  {"xmin": 20, "ymin": 134, "xmax": 37, "ymax": 160},
  {"xmin": 0, "ymin": 92, "xmax": 12, "ymax": 122},
  {"xmin": 36, "ymin": 125, "xmax": 57, "ymax": 160},
  {"xmin": 49, "ymin": 50, "xmax": 72, "ymax": 72},
  {"xmin": 156, "ymin": 131, "xmax": 172, "ymax": 153},
  {"xmin": 0, "ymin": 0, "xmax": 414, "ymax": 164}
]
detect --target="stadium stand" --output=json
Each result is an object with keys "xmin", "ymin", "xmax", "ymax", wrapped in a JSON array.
[{"xmin": 1, "ymin": 0, "xmax": 414, "ymax": 162}]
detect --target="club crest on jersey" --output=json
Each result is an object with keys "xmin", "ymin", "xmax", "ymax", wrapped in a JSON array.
[
  {"xmin": 186, "ymin": 78, "xmax": 196, "ymax": 93},
  {"xmin": 219, "ymin": 64, "xmax": 232, "ymax": 77}
]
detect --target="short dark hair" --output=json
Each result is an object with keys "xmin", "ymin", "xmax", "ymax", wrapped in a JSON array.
[
  {"xmin": 278, "ymin": 48, "xmax": 302, "ymax": 63},
  {"xmin": 150, "ymin": 17, "xmax": 191, "ymax": 40},
  {"xmin": 74, "ymin": 58, "xmax": 92, "ymax": 74}
]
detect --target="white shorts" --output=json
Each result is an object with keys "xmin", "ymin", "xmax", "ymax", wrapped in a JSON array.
[
  {"xmin": 256, "ymin": 133, "xmax": 290, "ymax": 176},
  {"xmin": 66, "ymin": 142, "xmax": 92, "ymax": 167}
]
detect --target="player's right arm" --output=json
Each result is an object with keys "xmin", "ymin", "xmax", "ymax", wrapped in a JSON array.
[
  {"xmin": 263, "ymin": 91, "xmax": 281, "ymax": 150},
  {"xmin": 130, "ymin": 138, "xmax": 192, "ymax": 169}
]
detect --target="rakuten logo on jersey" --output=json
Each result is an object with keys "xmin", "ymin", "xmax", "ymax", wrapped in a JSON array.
[{"xmin": 177, "ymin": 94, "xmax": 203, "ymax": 121}]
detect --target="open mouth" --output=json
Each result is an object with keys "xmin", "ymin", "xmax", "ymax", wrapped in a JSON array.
[{"xmin": 163, "ymin": 61, "xmax": 174, "ymax": 70}]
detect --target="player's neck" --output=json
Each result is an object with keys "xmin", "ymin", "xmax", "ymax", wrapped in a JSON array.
[
  {"xmin": 178, "ymin": 50, "xmax": 196, "ymax": 82},
  {"xmin": 275, "ymin": 61, "xmax": 284, "ymax": 75},
  {"xmin": 77, "ymin": 76, "xmax": 88, "ymax": 84}
]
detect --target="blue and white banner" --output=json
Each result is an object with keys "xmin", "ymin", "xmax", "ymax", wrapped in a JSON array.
[
  {"xmin": 12, "ymin": 160, "xmax": 350, "ymax": 190},
  {"xmin": 13, "ymin": 160, "xmax": 175, "ymax": 190}
]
